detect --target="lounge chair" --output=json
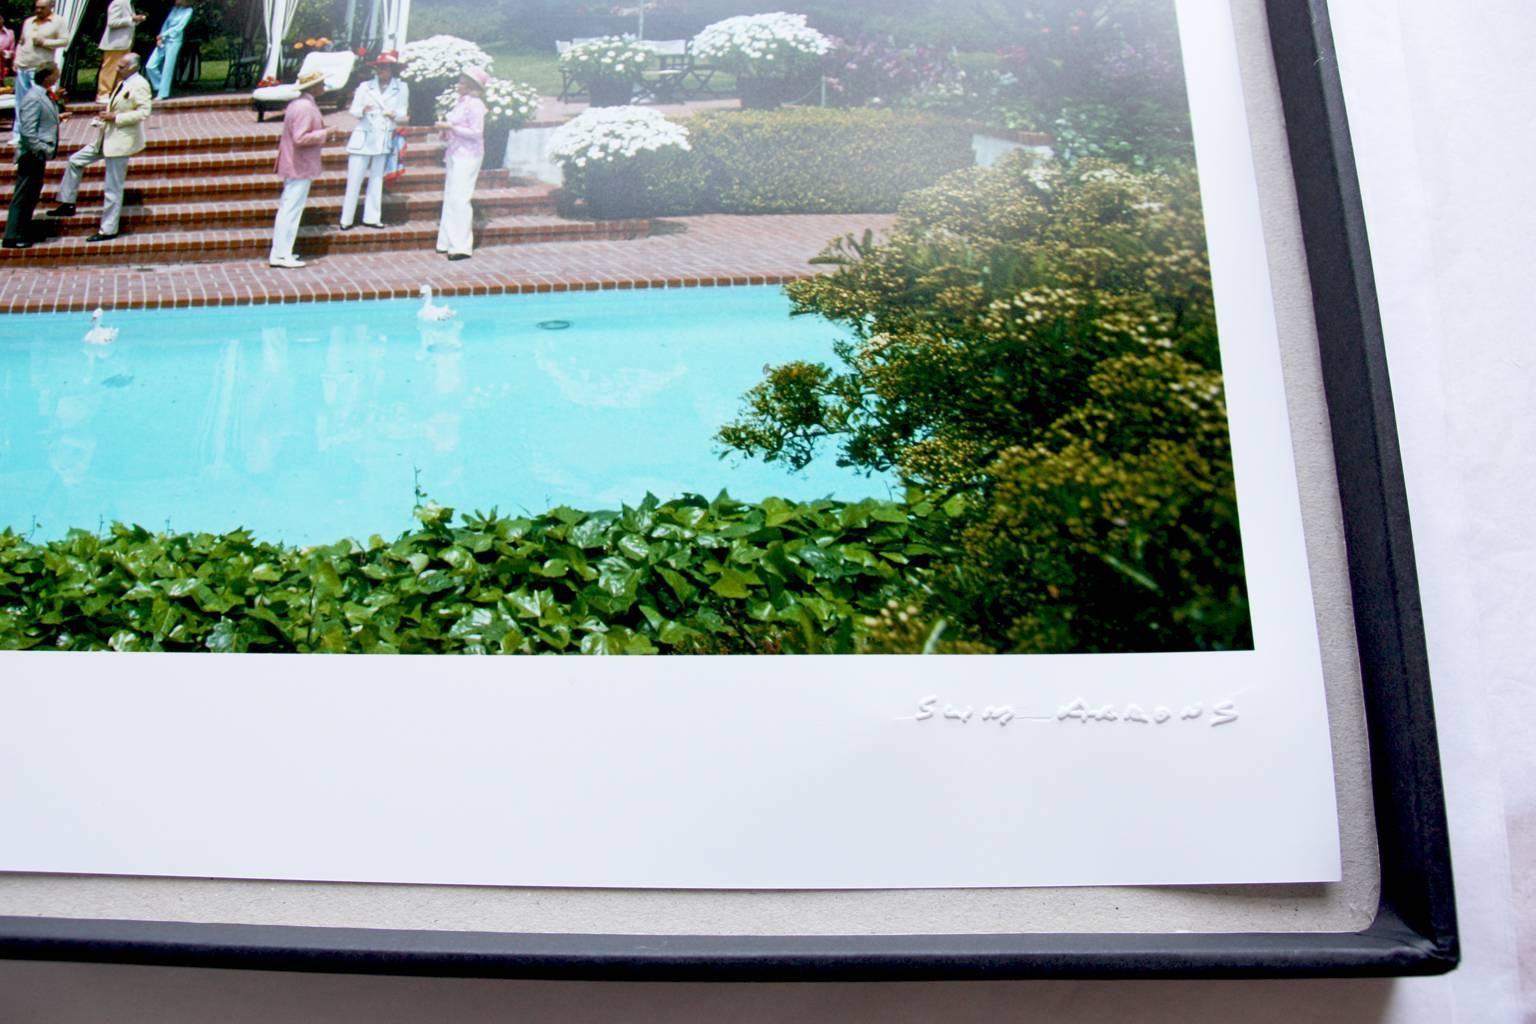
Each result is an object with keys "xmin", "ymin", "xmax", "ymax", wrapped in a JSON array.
[{"xmin": 251, "ymin": 50, "xmax": 360, "ymax": 122}]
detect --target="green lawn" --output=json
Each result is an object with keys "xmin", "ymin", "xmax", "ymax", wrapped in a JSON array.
[{"xmin": 484, "ymin": 51, "xmax": 563, "ymax": 96}]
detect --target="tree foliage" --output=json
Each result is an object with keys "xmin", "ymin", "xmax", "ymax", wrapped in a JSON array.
[{"xmin": 719, "ymin": 152, "xmax": 1251, "ymax": 652}]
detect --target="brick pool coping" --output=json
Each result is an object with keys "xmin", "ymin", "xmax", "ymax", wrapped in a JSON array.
[{"xmin": 0, "ymin": 213, "xmax": 896, "ymax": 314}]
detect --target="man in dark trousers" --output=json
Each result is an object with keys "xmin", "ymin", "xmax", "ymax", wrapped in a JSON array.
[{"xmin": 4, "ymin": 61, "xmax": 62, "ymax": 250}]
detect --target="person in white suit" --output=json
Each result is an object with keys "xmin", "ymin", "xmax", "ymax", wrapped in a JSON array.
[
  {"xmin": 96, "ymin": 0, "xmax": 145, "ymax": 102},
  {"xmin": 340, "ymin": 49, "xmax": 409, "ymax": 231},
  {"xmin": 48, "ymin": 52, "xmax": 153, "ymax": 242}
]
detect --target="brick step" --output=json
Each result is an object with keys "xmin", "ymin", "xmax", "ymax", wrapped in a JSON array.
[
  {"xmin": 4, "ymin": 123, "xmax": 443, "ymax": 161},
  {"xmin": 61, "ymin": 92, "xmax": 255, "ymax": 115},
  {"xmin": 0, "ymin": 166, "xmax": 526, "ymax": 206},
  {"xmin": 13, "ymin": 187, "xmax": 556, "ymax": 236},
  {"xmin": 26, "ymin": 139, "xmax": 454, "ymax": 181},
  {"xmin": 0, "ymin": 213, "xmax": 651, "ymax": 265}
]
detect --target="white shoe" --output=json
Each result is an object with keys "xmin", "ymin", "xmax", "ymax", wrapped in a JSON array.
[{"xmin": 269, "ymin": 256, "xmax": 306, "ymax": 269}]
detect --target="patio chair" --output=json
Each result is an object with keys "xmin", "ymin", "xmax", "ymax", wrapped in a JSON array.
[
  {"xmin": 556, "ymin": 39, "xmax": 608, "ymax": 102},
  {"xmin": 635, "ymin": 39, "xmax": 687, "ymax": 104},
  {"xmin": 251, "ymin": 50, "xmax": 360, "ymax": 122},
  {"xmin": 555, "ymin": 41, "xmax": 579, "ymax": 100},
  {"xmin": 676, "ymin": 42, "xmax": 719, "ymax": 99},
  {"xmin": 223, "ymin": 36, "xmax": 265, "ymax": 91}
]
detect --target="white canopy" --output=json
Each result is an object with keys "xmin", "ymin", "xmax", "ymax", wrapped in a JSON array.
[
  {"xmin": 260, "ymin": 0, "xmax": 299, "ymax": 80},
  {"xmin": 52, "ymin": 0, "xmax": 93, "ymax": 63},
  {"xmin": 381, "ymin": 0, "xmax": 412, "ymax": 50},
  {"xmin": 264, "ymin": 0, "xmax": 412, "ymax": 83}
]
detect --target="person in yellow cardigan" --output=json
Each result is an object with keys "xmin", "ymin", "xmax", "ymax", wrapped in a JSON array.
[{"xmin": 48, "ymin": 52, "xmax": 153, "ymax": 242}]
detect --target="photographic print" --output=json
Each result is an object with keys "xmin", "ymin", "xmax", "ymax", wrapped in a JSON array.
[
  {"xmin": 0, "ymin": 0, "xmax": 1343, "ymax": 891},
  {"xmin": 2, "ymin": 0, "xmax": 1243, "ymax": 658}
]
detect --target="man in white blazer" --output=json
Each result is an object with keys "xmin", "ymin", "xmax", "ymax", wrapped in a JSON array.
[
  {"xmin": 96, "ymin": 0, "xmax": 144, "ymax": 102},
  {"xmin": 48, "ymin": 52, "xmax": 153, "ymax": 242}
]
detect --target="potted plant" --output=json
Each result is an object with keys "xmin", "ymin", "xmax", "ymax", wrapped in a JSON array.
[
  {"xmin": 691, "ymin": 12, "xmax": 831, "ymax": 110},
  {"xmin": 435, "ymin": 76, "xmax": 542, "ymax": 167},
  {"xmin": 548, "ymin": 105, "xmax": 692, "ymax": 219},
  {"xmin": 558, "ymin": 36, "xmax": 651, "ymax": 108},
  {"xmin": 400, "ymin": 34, "xmax": 495, "ymax": 125}
]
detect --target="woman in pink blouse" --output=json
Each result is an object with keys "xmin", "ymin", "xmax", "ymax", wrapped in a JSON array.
[
  {"xmin": 0, "ymin": 16, "xmax": 17, "ymax": 85},
  {"xmin": 434, "ymin": 66, "xmax": 488, "ymax": 261}
]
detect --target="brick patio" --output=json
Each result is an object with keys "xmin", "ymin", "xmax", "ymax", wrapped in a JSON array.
[
  {"xmin": 0, "ymin": 93, "xmax": 893, "ymax": 312},
  {"xmin": 0, "ymin": 213, "xmax": 895, "ymax": 313}
]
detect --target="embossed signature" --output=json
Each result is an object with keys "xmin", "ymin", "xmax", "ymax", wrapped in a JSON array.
[{"xmin": 911, "ymin": 695, "xmax": 1240, "ymax": 727}]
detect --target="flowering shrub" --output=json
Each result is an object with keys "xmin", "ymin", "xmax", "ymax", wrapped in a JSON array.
[
  {"xmin": 558, "ymin": 36, "xmax": 651, "ymax": 87},
  {"xmin": 435, "ymin": 77, "xmax": 541, "ymax": 131},
  {"xmin": 400, "ymin": 35, "xmax": 494, "ymax": 85},
  {"xmin": 549, "ymin": 106, "xmax": 694, "ymax": 220},
  {"xmin": 821, "ymin": 36, "xmax": 952, "ymax": 108},
  {"xmin": 549, "ymin": 105, "xmax": 691, "ymax": 167},
  {"xmin": 691, "ymin": 12, "xmax": 831, "ymax": 78}
]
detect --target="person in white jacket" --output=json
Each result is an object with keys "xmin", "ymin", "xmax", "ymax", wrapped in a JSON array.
[
  {"xmin": 48, "ymin": 53, "xmax": 152, "ymax": 241},
  {"xmin": 96, "ymin": 0, "xmax": 144, "ymax": 102},
  {"xmin": 340, "ymin": 50, "xmax": 408, "ymax": 231}
]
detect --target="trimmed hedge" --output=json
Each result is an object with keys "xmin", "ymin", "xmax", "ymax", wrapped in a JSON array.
[
  {"xmin": 558, "ymin": 108, "xmax": 977, "ymax": 219},
  {"xmin": 0, "ymin": 493, "xmax": 960, "ymax": 655}
]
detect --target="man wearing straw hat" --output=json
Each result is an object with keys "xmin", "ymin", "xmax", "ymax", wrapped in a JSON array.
[
  {"xmin": 268, "ymin": 68, "xmax": 336, "ymax": 269},
  {"xmin": 340, "ymin": 49, "xmax": 408, "ymax": 231}
]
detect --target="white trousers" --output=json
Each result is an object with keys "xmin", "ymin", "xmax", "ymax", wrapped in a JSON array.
[
  {"xmin": 58, "ymin": 138, "xmax": 130, "ymax": 235},
  {"xmin": 269, "ymin": 178, "xmax": 312, "ymax": 262},
  {"xmin": 436, "ymin": 151, "xmax": 482, "ymax": 256},
  {"xmin": 341, "ymin": 152, "xmax": 386, "ymax": 227}
]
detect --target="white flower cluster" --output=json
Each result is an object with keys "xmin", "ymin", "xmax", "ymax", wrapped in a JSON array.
[
  {"xmin": 548, "ymin": 106, "xmax": 691, "ymax": 169},
  {"xmin": 558, "ymin": 36, "xmax": 651, "ymax": 85},
  {"xmin": 400, "ymin": 34, "xmax": 494, "ymax": 84},
  {"xmin": 435, "ymin": 77, "xmax": 542, "ymax": 131},
  {"xmin": 691, "ymin": 12, "xmax": 831, "ymax": 78}
]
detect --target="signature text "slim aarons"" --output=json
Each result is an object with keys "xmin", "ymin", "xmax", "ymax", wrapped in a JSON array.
[{"xmin": 913, "ymin": 696, "xmax": 1240, "ymax": 728}]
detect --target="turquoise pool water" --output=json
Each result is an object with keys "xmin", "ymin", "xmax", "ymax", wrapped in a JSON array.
[{"xmin": 0, "ymin": 287, "xmax": 891, "ymax": 545}]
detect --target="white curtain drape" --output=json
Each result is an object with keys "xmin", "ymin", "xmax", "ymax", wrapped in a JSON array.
[
  {"xmin": 382, "ymin": 0, "xmax": 412, "ymax": 50},
  {"xmin": 365, "ymin": 0, "xmax": 384, "ymax": 44},
  {"xmin": 52, "ymin": 0, "xmax": 92, "ymax": 62},
  {"xmin": 261, "ymin": 0, "xmax": 300, "ymax": 81}
]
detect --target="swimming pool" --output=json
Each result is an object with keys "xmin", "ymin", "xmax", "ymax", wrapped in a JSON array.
[{"xmin": 0, "ymin": 287, "xmax": 891, "ymax": 545}]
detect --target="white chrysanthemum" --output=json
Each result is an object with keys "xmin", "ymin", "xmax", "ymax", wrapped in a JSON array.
[
  {"xmin": 691, "ymin": 13, "xmax": 830, "ymax": 77},
  {"xmin": 401, "ymin": 35, "xmax": 494, "ymax": 83},
  {"xmin": 548, "ymin": 106, "xmax": 691, "ymax": 168},
  {"xmin": 559, "ymin": 36, "xmax": 651, "ymax": 86}
]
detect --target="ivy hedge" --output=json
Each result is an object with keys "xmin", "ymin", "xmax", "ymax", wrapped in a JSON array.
[
  {"xmin": 558, "ymin": 108, "xmax": 977, "ymax": 220},
  {"xmin": 0, "ymin": 493, "xmax": 964, "ymax": 655}
]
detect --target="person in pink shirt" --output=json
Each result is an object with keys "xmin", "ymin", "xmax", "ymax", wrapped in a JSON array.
[
  {"xmin": 268, "ymin": 69, "xmax": 335, "ymax": 269},
  {"xmin": 0, "ymin": 16, "xmax": 17, "ymax": 84},
  {"xmin": 434, "ymin": 66, "xmax": 488, "ymax": 261}
]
